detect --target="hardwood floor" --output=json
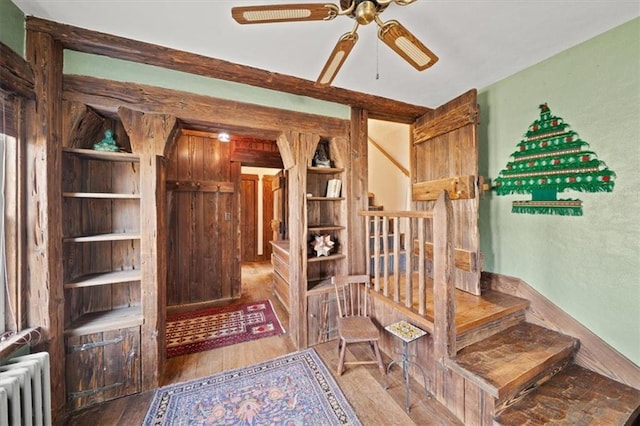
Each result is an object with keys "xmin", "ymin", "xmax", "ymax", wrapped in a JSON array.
[{"xmin": 64, "ymin": 262, "xmax": 461, "ymax": 425}]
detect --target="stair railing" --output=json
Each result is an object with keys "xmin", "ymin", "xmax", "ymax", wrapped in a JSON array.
[{"xmin": 360, "ymin": 191, "xmax": 456, "ymax": 359}]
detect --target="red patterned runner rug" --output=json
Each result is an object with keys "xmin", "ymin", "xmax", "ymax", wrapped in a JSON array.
[{"xmin": 166, "ymin": 300, "xmax": 285, "ymax": 358}]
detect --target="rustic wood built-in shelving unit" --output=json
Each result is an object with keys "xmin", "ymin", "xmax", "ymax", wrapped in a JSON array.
[
  {"xmin": 61, "ymin": 145, "xmax": 143, "ymax": 410},
  {"xmin": 271, "ymin": 136, "xmax": 350, "ymax": 348}
]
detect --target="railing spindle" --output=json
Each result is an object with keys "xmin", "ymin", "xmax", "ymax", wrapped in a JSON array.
[
  {"xmin": 418, "ymin": 217, "xmax": 426, "ymax": 315},
  {"xmin": 393, "ymin": 216, "xmax": 400, "ymax": 303},
  {"xmin": 405, "ymin": 217, "xmax": 413, "ymax": 309},
  {"xmin": 382, "ymin": 216, "xmax": 390, "ymax": 297}
]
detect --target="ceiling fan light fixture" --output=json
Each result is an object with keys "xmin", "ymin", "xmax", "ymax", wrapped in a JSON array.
[
  {"xmin": 378, "ymin": 20, "xmax": 438, "ymax": 71},
  {"xmin": 355, "ymin": 1, "xmax": 377, "ymax": 25}
]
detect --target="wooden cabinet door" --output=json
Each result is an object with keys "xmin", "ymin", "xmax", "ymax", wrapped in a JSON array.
[
  {"xmin": 65, "ymin": 327, "xmax": 140, "ymax": 411},
  {"xmin": 412, "ymin": 90, "xmax": 481, "ymax": 295}
]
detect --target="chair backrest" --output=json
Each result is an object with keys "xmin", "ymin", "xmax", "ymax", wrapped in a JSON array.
[{"xmin": 332, "ymin": 275, "xmax": 372, "ymax": 319}]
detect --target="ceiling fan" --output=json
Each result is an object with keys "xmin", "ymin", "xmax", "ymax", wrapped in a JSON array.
[{"xmin": 231, "ymin": 0, "xmax": 438, "ymax": 87}]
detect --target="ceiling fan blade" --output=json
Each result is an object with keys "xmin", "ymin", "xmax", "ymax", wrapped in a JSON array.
[
  {"xmin": 232, "ymin": 3, "xmax": 339, "ymax": 24},
  {"xmin": 377, "ymin": 20, "xmax": 438, "ymax": 71},
  {"xmin": 315, "ymin": 32, "xmax": 358, "ymax": 87}
]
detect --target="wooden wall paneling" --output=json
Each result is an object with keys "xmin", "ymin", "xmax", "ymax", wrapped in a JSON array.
[
  {"xmin": 412, "ymin": 90, "xmax": 481, "ymax": 295},
  {"xmin": 25, "ymin": 28, "xmax": 66, "ymax": 423},
  {"xmin": 172, "ymin": 134, "xmax": 191, "ymax": 305},
  {"xmin": 348, "ymin": 108, "xmax": 367, "ymax": 275},
  {"xmin": 231, "ymin": 161, "xmax": 242, "ymax": 299},
  {"xmin": 463, "ymin": 379, "xmax": 481, "ymax": 425},
  {"xmin": 445, "ymin": 372, "xmax": 466, "ymax": 421},
  {"xmin": 190, "ymin": 136, "xmax": 205, "ymax": 302},
  {"xmin": 175, "ymin": 191, "xmax": 192, "ymax": 304},
  {"xmin": 118, "ymin": 107, "xmax": 179, "ymax": 391},
  {"xmin": 165, "ymin": 188, "xmax": 178, "ymax": 304},
  {"xmin": 200, "ymin": 192, "xmax": 217, "ymax": 300}
]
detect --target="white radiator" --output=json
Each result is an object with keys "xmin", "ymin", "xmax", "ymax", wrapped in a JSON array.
[{"xmin": 0, "ymin": 352, "xmax": 51, "ymax": 426}]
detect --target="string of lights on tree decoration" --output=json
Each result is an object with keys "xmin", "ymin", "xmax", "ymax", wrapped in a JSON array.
[{"xmin": 494, "ymin": 103, "xmax": 615, "ymax": 216}]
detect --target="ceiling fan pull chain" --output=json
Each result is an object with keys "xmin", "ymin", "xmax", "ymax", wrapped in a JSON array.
[{"xmin": 376, "ymin": 37, "xmax": 380, "ymax": 80}]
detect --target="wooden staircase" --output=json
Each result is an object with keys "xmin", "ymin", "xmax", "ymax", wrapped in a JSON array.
[
  {"xmin": 447, "ymin": 320, "xmax": 640, "ymax": 425},
  {"xmin": 362, "ymin": 196, "xmax": 640, "ymax": 424}
]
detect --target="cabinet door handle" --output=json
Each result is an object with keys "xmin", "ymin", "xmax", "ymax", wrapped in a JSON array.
[{"xmin": 67, "ymin": 336, "xmax": 124, "ymax": 353}]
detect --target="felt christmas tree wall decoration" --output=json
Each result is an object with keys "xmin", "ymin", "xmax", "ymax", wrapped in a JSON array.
[{"xmin": 494, "ymin": 103, "xmax": 615, "ymax": 216}]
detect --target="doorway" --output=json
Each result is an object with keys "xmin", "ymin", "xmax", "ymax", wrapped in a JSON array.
[{"xmin": 241, "ymin": 169, "xmax": 280, "ymax": 262}]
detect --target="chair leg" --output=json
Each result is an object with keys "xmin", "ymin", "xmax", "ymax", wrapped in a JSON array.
[
  {"xmin": 337, "ymin": 338, "xmax": 347, "ymax": 376},
  {"xmin": 372, "ymin": 341, "xmax": 385, "ymax": 376}
]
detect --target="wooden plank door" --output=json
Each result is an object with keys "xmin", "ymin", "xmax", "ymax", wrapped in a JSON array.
[
  {"xmin": 166, "ymin": 130, "xmax": 241, "ymax": 307},
  {"xmin": 241, "ymin": 174, "xmax": 259, "ymax": 262},
  {"xmin": 262, "ymin": 175, "xmax": 275, "ymax": 260},
  {"xmin": 411, "ymin": 90, "xmax": 481, "ymax": 295}
]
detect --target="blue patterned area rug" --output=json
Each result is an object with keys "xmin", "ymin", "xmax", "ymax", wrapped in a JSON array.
[{"xmin": 143, "ymin": 348, "xmax": 362, "ymax": 425}]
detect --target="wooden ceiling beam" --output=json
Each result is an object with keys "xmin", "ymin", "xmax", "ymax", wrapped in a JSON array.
[
  {"xmin": 0, "ymin": 42, "xmax": 35, "ymax": 99},
  {"xmin": 26, "ymin": 17, "xmax": 431, "ymax": 124}
]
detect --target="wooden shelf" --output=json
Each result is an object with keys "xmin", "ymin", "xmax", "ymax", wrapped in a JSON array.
[
  {"xmin": 307, "ymin": 253, "xmax": 346, "ymax": 263},
  {"xmin": 306, "ymin": 197, "xmax": 344, "ymax": 201},
  {"xmin": 63, "ymin": 232, "xmax": 141, "ymax": 243},
  {"xmin": 64, "ymin": 306, "xmax": 143, "ymax": 337},
  {"xmin": 308, "ymin": 225, "xmax": 346, "ymax": 232},
  {"xmin": 63, "ymin": 192, "xmax": 140, "ymax": 199},
  {"xmin": 63, "ymin": 147, "xmax": 139, "ymax": 162},
  {"xmin": 306, "ymin": 278, "xmax": 334, "ymax": 295},
  {"xmin": 307, "ymin": 166, "xmax": 344, "ymax": 174},
  {"xmin": 64, "ymin": 270, "xmax": 142, "ymax": 289}
]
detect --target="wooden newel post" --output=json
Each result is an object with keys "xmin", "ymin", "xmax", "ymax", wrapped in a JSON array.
[{"xmin": 432, "ymin": 190, "xmax": 455, "ymax": 398}]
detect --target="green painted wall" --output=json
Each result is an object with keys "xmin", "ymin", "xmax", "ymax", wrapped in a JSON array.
[
  {"xmin": 0, "ymin": 0, "xmax": 24, "ymax": 55},
  {"xmin": 478, "ymin": 18, "xmax": 640, "ymax": 366}
]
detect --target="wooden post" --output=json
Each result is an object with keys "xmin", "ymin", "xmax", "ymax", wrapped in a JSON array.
[
  {"xmin": 25, "ymin": 29, "xmax": 65, "ymax": 423},
  {"xmin": 284, "ymin": 131, "xmax": 321, "ymax": 348},
  {"xmin": 118, "ymin": 107, "xmax": 179, "ymax": 390},
  {"xmin": 348, "ymin": 108, "xmax": 368, "ymax": 274},
  {"xmin": 432, "ymin": 190, "xmax": 455, "ymax": 400}
]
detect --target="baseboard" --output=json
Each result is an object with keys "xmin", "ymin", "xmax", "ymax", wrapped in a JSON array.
[{"xmin": 481, "ymin": 271, "xmax": 640, "ymax": 390}]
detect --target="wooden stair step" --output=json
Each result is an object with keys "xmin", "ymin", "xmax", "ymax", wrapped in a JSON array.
[
  {"xmin": 495, "ymin": 363, "xmax": 640, "ymax": 425},
  {"xmin": 449, "ymin": 322, "xmax": 579, "ymax": 402}
]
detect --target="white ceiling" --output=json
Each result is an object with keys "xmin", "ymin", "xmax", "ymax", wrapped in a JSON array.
[{"xmin": 11, "ymin": 0, "xmax": 640, "ymax": 108}]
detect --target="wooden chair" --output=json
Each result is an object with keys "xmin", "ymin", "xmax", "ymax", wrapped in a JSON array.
[{"xmin": 332, "ymin": 275, "xmax": 385, "ymax": 376}]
